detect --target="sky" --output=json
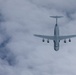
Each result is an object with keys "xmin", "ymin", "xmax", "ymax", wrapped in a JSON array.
[{"xmin": 0, "ymin": 0, "xmax": 76, "ymax": 75}]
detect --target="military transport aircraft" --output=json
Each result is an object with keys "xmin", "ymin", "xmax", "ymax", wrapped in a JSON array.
[{"xmin": 34, "ymin": 16, "xmax": 76, "ymax": 51}]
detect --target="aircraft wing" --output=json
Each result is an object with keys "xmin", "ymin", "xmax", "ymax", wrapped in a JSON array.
[
  {"xmin": 59, "ymin": 35, "xmax": 76, "ymax": 40},
  {"xmin": 34, "ymin": 34, "xmax": 54, "ymax": 40}
]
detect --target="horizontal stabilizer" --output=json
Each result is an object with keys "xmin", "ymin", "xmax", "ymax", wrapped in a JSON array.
[
  {"xmin": 50, "ymin": 16, "xmax": 63, "ymax": 18},
  {"xmin": 50, "ymin": 16, "xmax": 63, "ymax": 24}
]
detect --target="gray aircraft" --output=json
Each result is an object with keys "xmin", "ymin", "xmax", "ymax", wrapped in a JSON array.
[{"xmin": 34, "ymin": 16, "xmax": 76, "ymax": 51}]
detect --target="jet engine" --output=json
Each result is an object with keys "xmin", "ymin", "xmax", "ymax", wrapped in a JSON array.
[
  {"xmin": 64, "ymin": 40, "xmax": 66, "ymax": 43},
  {"xmin": 42, "ymin": 39, "xmax": 45, "ymax": 42},
  {"xmin": 47, "ymin": 40, "xmax": 49, "ymax": 43},
  {"xmin": 69, "ymin": 39, "xmax": 71, "ymax": 42}
]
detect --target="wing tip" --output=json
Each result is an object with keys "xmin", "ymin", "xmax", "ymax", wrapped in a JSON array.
[{"xmin": 33, "ymin": 34, "xmax": 37, "ymax": 36}]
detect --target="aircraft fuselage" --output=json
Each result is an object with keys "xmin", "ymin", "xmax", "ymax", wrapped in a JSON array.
[{"xmin": 54, "ymin": 24, "xmax": 60, "ymax": 51}]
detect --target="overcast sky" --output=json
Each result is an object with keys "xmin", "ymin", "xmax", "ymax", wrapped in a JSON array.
[{"xmin": 0, "ymin": 0, "xmax": 76, "ymax": 75}]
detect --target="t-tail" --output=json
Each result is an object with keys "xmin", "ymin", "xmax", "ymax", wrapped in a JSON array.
[{"xmin": 50, "ymin": 16, "xmax": 63, "ymax": 25}]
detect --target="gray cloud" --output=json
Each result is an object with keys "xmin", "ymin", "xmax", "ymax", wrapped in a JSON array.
[{"xmin": 0, "ymin": 0, "xmax": 76, "ymax": 75}]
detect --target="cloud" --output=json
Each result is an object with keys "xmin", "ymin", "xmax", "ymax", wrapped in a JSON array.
[{"xmin": 0, "ymin": 0, "xmax": 76, "ymax": 75}]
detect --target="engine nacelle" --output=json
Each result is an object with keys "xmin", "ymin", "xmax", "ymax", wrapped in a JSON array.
[
  {"xmin": 42, "ymin": 39, "xmax": 45, "ymax": 42},
  {"xmin": 47, "ymin": 40, "xmax": 49, "ymax": 43},
  {"xmin": 69, "ymin": 39, "xmax": 71, "ymax": 42},
  {"xmin": 64, "ymin": 40, "xmax": 66, "ymax": 43}
]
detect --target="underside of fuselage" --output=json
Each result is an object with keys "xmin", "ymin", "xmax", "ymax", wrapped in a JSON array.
[
  {"xmin": 54, "ymin": 46, "xmax": 59, "ymax": 51},
  {"xmin": 54, "ymin": 40, "xmax": 59, "ymax": 51}
]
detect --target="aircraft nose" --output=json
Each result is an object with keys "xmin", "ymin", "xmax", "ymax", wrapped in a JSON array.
[{"xmin": 54, "ymin": 47, "xmax": 59, "ymax": 51}]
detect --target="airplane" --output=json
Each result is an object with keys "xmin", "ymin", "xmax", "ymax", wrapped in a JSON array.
[{"xmin": 34, "ymin": 16, "xmax": 76, "ymax": 51}]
